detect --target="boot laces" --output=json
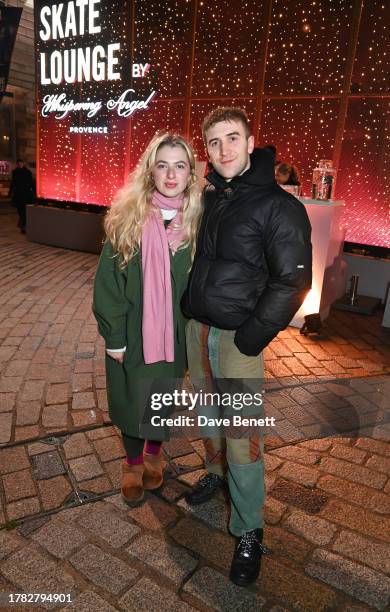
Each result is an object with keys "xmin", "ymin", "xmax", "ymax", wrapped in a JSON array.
[
  {"xmin": 237, "ymin": 531, "xmax": 267, "ymax": 558},
  {"xmin": 197, "ymin": 473, "xmax": 221, "ymax": 489}
]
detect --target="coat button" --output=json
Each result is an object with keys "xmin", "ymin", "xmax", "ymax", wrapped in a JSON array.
[{"xmin": 224, "ymin": 188, "xmax": 234, "ymax": 199}]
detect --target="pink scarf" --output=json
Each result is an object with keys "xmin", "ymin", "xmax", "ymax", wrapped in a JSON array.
[{"xmin": 141, "ymin": 190, "xmax": 187, "ymax": 364}]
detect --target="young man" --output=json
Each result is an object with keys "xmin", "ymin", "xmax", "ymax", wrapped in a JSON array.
[{"xmin": 182, "ymin": 107, "xmax": 312, "ymax": 586}]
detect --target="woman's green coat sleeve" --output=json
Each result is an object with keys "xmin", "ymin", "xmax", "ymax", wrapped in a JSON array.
[{"xmin": 92, "ymin": 241, "xmax": 129, "ymax": 349}]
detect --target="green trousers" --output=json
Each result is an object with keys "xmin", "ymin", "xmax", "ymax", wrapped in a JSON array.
[{"xmin": 186, "ymin": 319, "xmax": 266, "ymax": 536}]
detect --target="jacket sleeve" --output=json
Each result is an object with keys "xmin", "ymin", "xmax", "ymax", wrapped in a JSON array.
[
  {"xmin": 234, "ymin": 198, "xmax": 312, "ymax": 356},
  {"xmin": 92, "ymin": 241, "xmax": 129, "ymax": 349}
]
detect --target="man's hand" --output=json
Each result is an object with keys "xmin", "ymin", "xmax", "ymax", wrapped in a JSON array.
[{"xmin": 106, "ymin": 350, "xmax": 125, "ymax": 363}]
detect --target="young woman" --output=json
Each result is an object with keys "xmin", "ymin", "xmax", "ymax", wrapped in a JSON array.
[{"xmin": 93, "ymin": 133, "xmax": 200, "ymax": 505}]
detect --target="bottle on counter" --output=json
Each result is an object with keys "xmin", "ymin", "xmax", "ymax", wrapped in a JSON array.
[{"xmin": 312, "ymin": 159, "xmax": 336, "ymax": 201}]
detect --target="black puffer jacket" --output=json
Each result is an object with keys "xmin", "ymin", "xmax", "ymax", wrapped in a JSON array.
[{"xmin": 182, "ymin": 148, "xmax": 312, "ymax": 356}]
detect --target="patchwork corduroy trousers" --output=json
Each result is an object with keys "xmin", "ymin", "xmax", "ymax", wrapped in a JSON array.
[{"xmin": 186, "ymin": 318, "xmax": 266, "ymax": 536}]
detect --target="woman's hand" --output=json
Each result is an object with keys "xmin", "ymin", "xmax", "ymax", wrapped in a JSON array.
[{"xmin": 106, "ymin": 349, "xmax": 125, "ymax": 363}]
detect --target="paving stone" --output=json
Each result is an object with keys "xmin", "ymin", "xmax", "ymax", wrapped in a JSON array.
[
  {"xmin": 28, "ymin": 362, "xmax": 50, "ymax": 379},
  {"xmin": 164, "ymin": 438, "xmax": 195, "ymax": 458},
  {"xmin": 169, "ymin": 516, "xmax": 234, "ymax": 572},
  {"xmin": 0, "ymin": 413, "xmax": 12, "ymax": 443},
  {"xmin": 126, "ymin": 533, "xmax": 197, "ymax": 585},
  {"xmin": 31, "ymin": 516, "xmax": 87, "ymax": 558},
  {"xmin": 118, "ymin": 577, "xmax": 195, "ymax": 612},
  {"xmin": 284, "ymin": 510, "xmax": 338, "ymax": 545},
  {"xmin": 266, "ymin": 360, "xmax": 293, "ymax": 377},
  {"xmin": 19, "ymin": 380, "xmax": 45, "ymax": 402},
  {"xmin": 264, "ymin": 526, "xmax": 311, "ymax": 563},
  {"xmin": 70, "ymin": 543, "xmax": 137, "ymax": 595},
  {"xmin": 269, "ymin": 478, "xmax": 329, "ymax": 514},
  {"xmin": 128, "ymin": 496, "xmax": 178, "ymax": 530},
  {"xmin": 85, "ymin": 425, "xmax": 116, "ymax": 440},
  {"xmin": 177, "ymin": 495, "xmax": 228, "ymax": 531},
  {"xmin": 320, "ymin": 498, "xmax": 390, "ymax": 543},
  {"xmin": 264, "ymin": 453, "xmax": 283, "ymax": 472},
  {"xmin": 300, "ymin": 438, "xmax": 332, "ymax": 451},
  {"xmin": 76, "ymin": 505, "xmax": 140, "ymax": 547},
  {"xmin": 278, "ymin": 461, "xmax": 319, "ymax": 487},
  {"xmin": 172, "ymin": 452, "xmax": 203, "ymax": 469},
  {"xmin": 71, "ymin": 410, "xmax": 99, "ymax": 427},
  {"xmin": 0, "ymin": 393, "xmax": 16, "ymax": 413},
  {"xmin": 3, "ymin": 468, "xmax": 36, "ymax": 502},
  {"xmin": 0, "ymin": 530, "xmax": 24, "ymax": 560},
  {"xmin": 270, "ymin": 445, "xmax": 320, "ymax": 465},
  {"xmin": 27, "ymin": 441, "xmax": 57, "ymax": 456},
  {"xmin": 38, "ymin": 475, "xmax": 73, "ymax": 510},
  {"xmin": 160, "ymin": 478, "xmax": 188, "ymax": 502},
  {"xmin": 366, "ymin": 454, "xmax": 390, "ymax": 476},
  {"xmin": 1, "ymin": 545, "xmax": 75, "ymax": 607},
  {"xmin": 105, "ymin": 457, "xmax": 122, "ymax": 488},
  {"xmin": 72, "ymin": 392, "xmax": 96, "ymax": 410},
  {"xmin": 63, "ymin": 432, "xmax": 93, "ymax": 459},
  {"xmin": 96, "ymin": 389, "xmax": 108, "ymax": 410},
  {"xmin": 78, "ymin": 476, "xmax": 112, "ymax": 494},
  {"xmin": 183, "ymin": 566, "xmax": 264, "ymax": 611},
  {"xmin": 31, "ymin": 450, "xmax": 65, "ymax": 480},
  {"xmin": 264, "ymin": 497, "xmax": 288, "ymax": 525},
  {"xmin": 14, "ymin": 424, "xmax": 41, "ymax": 441},
  {"xmin": 319, "ymin": 456, "xmax": 387, "ymax": 490},
  {"xmin": 45, "ymin": 383, "xmax": 70, "ymax": 405},
  {"xmin": 6, "ymin": 497, "xmax": 41, "ymax": 520},
  {"xmin": 0, "ymin": 446, "xmax": 30, "ymax": 474},
  {"xmin": 92, "ymin": 435, "xmax": 124, "ymax": 462},
  {"xmin": 332, "ymin": 530, "xmax": 390, "ymax": 575},
  {"xmin": 72, "ymin": 373, "xmax": 93, "ymax": 394},
  {"xmin": 68, "ymin": 455, "xmax": 103, "ymax": 482},
  {"xmin": 61, "ymin": 590, "xmax": 117, "ymax": 612},
  {"xmin": 15, "ymin": 400, "xmax": 41, "ymax": 426},
  {"xmin": 356, "ymin": 437, "xmax": 390, "ymax": 457},
  {"xmin": 177, "ymin": 468, "xmax": 207, "ymax": 487},
  {"xmin": 260, "ymin": 555, "xmax": 337, "ymax": 612},
  {"xmin": 0, "ymin": 376, "xmax": 23, "ymax": 393},
  {"xmin": 306, "ymin": 549, "xmax": 390, "ymax": 610},
  {"xmin": 330, "ymin": 444, "xmax": 367, "ymax": 464},
  {"xmin": 318, "ymin": 474, "xmax": 390, "ymax": 515},
  {"xmin": 41, "ymin": 404, "xmax": 68, "ymax": 428}
]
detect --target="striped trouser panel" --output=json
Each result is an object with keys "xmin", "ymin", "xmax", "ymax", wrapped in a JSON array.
[{"xmin": 186, "ymin": 318, "xmax": 266, "ymax": 536}]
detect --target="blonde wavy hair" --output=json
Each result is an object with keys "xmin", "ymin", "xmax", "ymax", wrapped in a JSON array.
[{"xmin": 104, "ymin": 132, "xmax": 201, "ymax": 267}]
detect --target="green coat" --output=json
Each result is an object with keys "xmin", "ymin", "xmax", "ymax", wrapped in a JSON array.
[{"xmin": 93, "ymin": 240, "xmax": 191, "ymax": 438}]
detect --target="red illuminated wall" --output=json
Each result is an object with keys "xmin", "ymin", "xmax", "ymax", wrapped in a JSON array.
[{"xmin": 36, "ymin": 0, "xmax": 389, "ymax": 248}]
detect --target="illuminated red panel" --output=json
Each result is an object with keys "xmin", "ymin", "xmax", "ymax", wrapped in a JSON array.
[
  {"xmin": 336, "ymin": 99, "xmax": 390, "ymax": 248},
  {"xmin": 192, "ymin": 0, "xmax": 264, "ymax": 98},
  {"xmin": 190, "ymin": 99, "xmax": 257, "ymax": 158},
  {"xmin": 79, "ymin": 116, "xmax": 128, "ymax": 206},
  {"xmin": 351, "ymin": 0, "xmax": 390, "ymax": 94},
  {"xmin": 259, "ymin": 98, "xmax": 339, "ymax": 194},
  {"xmin": 264, "ymin": 0, "xmax": 352, "ymax": 95},
  {"xmin": 129, "ymin": 100, "xmax": 186, "ymax": 172},
  {"xmin": 38, "ymin": 114, "xmax": 78, "ymax": 202},
  {"xmin": 134, "ymin": 0, "xmax": 194, "ymax": 98}
]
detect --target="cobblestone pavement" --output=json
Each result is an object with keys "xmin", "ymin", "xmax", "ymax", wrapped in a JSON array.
[{"xmin": 1, "ymin": 207, "xmax": 390, "ymax": 611}]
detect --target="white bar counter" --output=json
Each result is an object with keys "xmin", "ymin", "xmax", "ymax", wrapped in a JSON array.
[{"xmin": 290, "ymin": 198, "xmax": 346, "ymax": 328}]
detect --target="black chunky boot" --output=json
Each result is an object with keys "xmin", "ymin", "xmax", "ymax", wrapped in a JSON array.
[
  {"xmin": 184, "ymin": 473, "xmax": 224, "ymax": 505},
  {"xmin": 229, "ymin": 528, "xmax": 266, "ymax": 586}
]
